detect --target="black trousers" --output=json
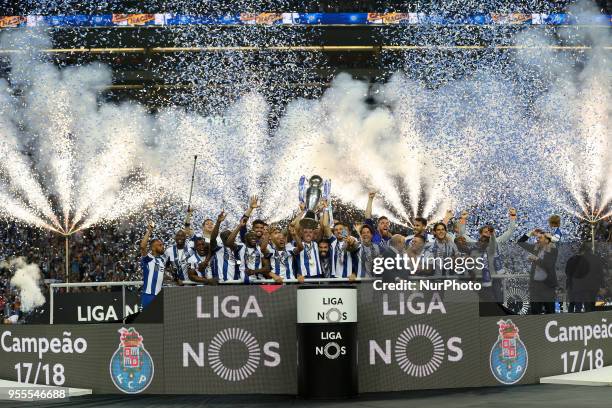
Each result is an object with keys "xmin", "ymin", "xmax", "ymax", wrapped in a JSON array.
[
  {"xmin": 530, "ymin": 301, "xmax": 555, "ymax": 314},
  {"xmin": 479, "ymin": 285, "xmax": 511, "ymax": 316},
  {"xmin": 529, "ymin": 280, "xmax": 555, "ymax": 315},
  {"xmin": 568, "ymin": 302, "xmax": 596, "ymax": 313},
  {"xmin": 568, "ymin": 290, "xmax": 597, "ymax": 313}
]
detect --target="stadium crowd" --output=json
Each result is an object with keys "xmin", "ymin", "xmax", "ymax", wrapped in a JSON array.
[{"xmin": 1, "ymin": 193, "xmax": 611, "ymax": 322}]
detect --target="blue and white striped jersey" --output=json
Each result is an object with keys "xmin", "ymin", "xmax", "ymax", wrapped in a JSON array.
[
  {"xmin": 141, "ymin": 253, "xmax": 166, "ymax": 295},
  {"xmin": 550, "ymin": 227, "xmax": 562, "ymax": 243},
  {"xmin": 164, "ymin": 244, "xmax": 192, "ymax": 281},
  {"xmin": 265, "ymin": 243, "xmax": 298, "ymax": 279},
  {"xmin": 187, "ymin": 251, "xmax": 213, "ymax": 280},
  {"xmin": 328, "ymin": 236, "xmax": 359, "ymax": 278},
  {"xmin": 213, "ymin": 244, "xmax": 248, "ymax": 282},
  {"xmin": 239, "ymin": 245, "xmax": 264, "ymax": 281},
  {"xmin": 354, "ymin": 242, "xmax": 380, "ymax": 277},
  {"xmin": 296, "ymin": 240, "xmax": 322, "ymax": 278}
]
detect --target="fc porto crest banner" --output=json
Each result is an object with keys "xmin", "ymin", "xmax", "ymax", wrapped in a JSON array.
[
  {"xmin": 110, "ymin": 327, "xmax": 155, "ymax": 393},
  {"xmin": 479, "ymin": 313, "xmax": 612, "ymax": 387},
  {"xmin": 489, "ymin": 319, "xmax": 529, "ymax": 384},
  {"xmin": 0, "ymin": 324, "xmax": 164, "ymax": 394}
]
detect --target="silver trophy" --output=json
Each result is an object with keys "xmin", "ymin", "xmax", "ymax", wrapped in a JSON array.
[{"xmin": 299, "ymin": 175, "xmax": 330, "ymax": 230}]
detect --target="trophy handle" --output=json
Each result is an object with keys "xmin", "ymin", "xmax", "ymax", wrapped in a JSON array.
[
  {"xmin": 323, "ymin": 179, "xmax": 331, "ymax": 200},
  {"xmin": 298, "ymin": 175, "xmax": 306, "ymax": 203}
]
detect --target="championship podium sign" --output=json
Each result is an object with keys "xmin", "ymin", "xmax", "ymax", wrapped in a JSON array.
[{"xmin": 296, "ymin": 286, "xmax": 358, "ymax": 398}]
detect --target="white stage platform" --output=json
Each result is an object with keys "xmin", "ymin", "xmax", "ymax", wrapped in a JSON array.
[
  {"xmin": 540, "ymin": 366, "xmax": 612, "ymax": 386},
  {"xmin": 0, "ymin": 379, "xmax": 92, "ymax": 397}
]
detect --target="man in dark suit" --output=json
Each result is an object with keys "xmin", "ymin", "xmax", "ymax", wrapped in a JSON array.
[
  {"xmin": 565, "ymin": 241, "xmax": 605, "ymax": 313},
  {"xmin": 381, "ymin": 234, "xmax": 408, "ymax": 283},
  {"xmin": 518, "ymin": 230, "xmax": 558, "ymax": 314}
]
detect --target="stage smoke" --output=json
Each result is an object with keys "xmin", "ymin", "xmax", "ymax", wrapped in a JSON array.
[{"xmin": 2, "ymin": 257, "xmax": 46, "ymax": 312}]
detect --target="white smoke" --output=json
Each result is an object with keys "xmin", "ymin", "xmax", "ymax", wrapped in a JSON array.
[
  {"xmin": 272, "ymin": 72, "xmax": 482, "ymax": 224},
  {"xmin": 0, "ymin": 29, "xmax": 156, "ymax": 233},
  {"xmin": 525, "ymin": 1, "xmax": 611, "ymax": 223},
  {"xmin": 2, "ymin": 257, "xmax": 46, "ymax": 312}
]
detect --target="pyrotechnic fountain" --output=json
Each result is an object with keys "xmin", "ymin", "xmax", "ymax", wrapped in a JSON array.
[
  {"xmin": 567, "ymin": 85, "xmax": 610, "ymax": 252},
  {"xmin": 556, "ymin": 173, "xmax": 610, "ymax": 254},
  {"xmin": 534, "ymin": 51, "xmax": 611, "ymax": 250},
  {"xmin": 0, "ymin": 126, "xmax": 152, "ymax": 285},
  {"xmin": 0, "ymin": 37, "xmax": 155, "ymax": 285}
]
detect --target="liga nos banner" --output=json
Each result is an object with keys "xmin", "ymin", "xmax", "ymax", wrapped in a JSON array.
[
  {"xmin": 359, "ymin": 289, "xmax": 481, "ymax": 391},
  {"xmin": 162, "ymin": 285, "xmax": 297, "ymax": 394},
  {"xmin": 1, "ymin": 285, "xmax": 612, "ymax": 394},
  {"xmin": 52, "ymin": 292, "xmax": 140, "ymax": 324}
]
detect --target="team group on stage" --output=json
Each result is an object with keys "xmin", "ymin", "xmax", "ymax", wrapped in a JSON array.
[{"xmin": 138, "ymin": 192, "xmax": 601, "ymax": 316}]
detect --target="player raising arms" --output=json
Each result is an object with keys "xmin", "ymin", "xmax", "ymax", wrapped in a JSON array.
[
  {"xmin": 186, "ymin": 237, "xmax": 217, "ymax": 285},
  {"xmin": 239, "ymin": 195, "xmax": 265, "ymax": 244},
  {"xmin": 292, "ymin": 201, "xmax": 326, "ymax": 278},
  {"xmin": 320, "ymin": 208, "xmax": 360, "ymax": 280},
  {"xmin": 139, "ymin": 222, "xmax": 170, "ymax": 309},
  {"xmin": 210, "ymin": 213, "xmax": 250, "ymax": 283},
  {"xmin": 364, "ymin": 192, "xmax": 392, "ymax": 249},
  {"xmin": 261, "ymin": 224, "xmax": 305, "ymax": 283},
  {"xmin": 187, "ymin": 211, "xmax": 225, "ymax": 284},
  {"xmin": 241, "ymin": 230, "xmax": 278, "ymax": 283}
]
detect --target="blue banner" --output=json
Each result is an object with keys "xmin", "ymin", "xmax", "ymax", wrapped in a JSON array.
[{"xmin": 0, "ymin": 13, "xmax": 610, "ymax": 28}]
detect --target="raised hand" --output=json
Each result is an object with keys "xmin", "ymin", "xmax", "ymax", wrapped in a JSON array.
[
  {"xmin": 239, "ymin": 216, "xmax": 248, "ymax": 228},
  {"xmin": 249, "ymin": 195, "xmax": 260, "ymax": 209},
  {"xmin": 217, "ymin": 211, "xmax": 226, "ymax": 223},
  {"xmin": 509, "ymin": 208, "xmax": 517, "ymax": 219},
  {"xmin": 260, "ymin": 231, "xmax": 270, "ymax": 248},
  {"xmin": 368, "ymin": 191, "xmax": 376, "ymax": 200}
]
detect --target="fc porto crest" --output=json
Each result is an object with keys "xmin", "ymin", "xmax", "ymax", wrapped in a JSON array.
[
  {"xmin": 490, "ymin": 319, "xmax": 528, "ymax": 384},
  {"xmin": 109, "ymin": 327, "xmax": 155, "ymax": 393}
]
